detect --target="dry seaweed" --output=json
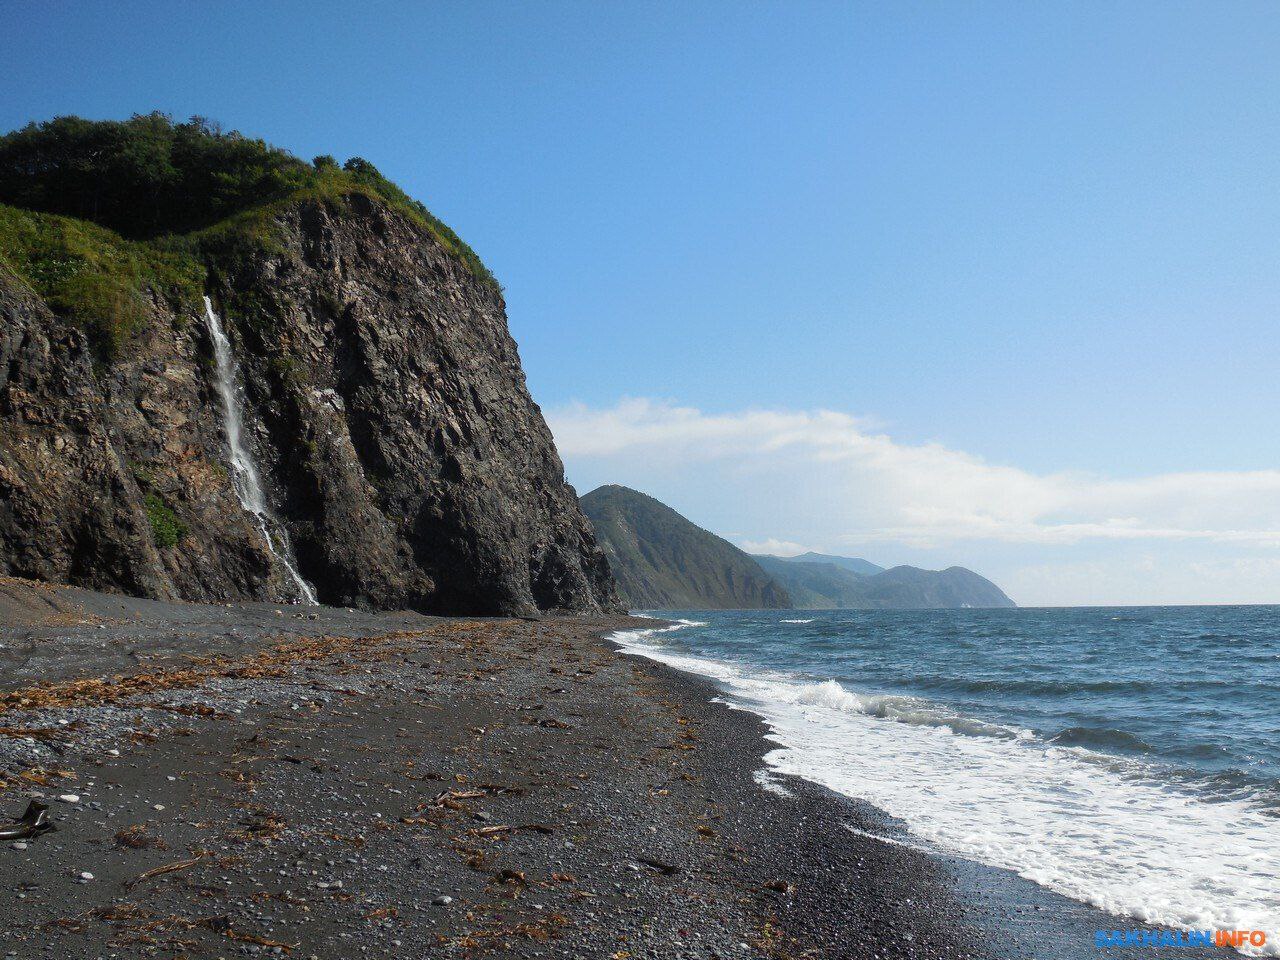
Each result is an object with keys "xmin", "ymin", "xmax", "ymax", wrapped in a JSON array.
[{"xmin": 123, "ymin": 855, "xmax": 204, "ymax": 890}]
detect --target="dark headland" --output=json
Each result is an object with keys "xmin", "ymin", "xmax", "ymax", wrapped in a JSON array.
[{"xmin": 580, "ymin": 485, "xmax": 1015, "ymax": 611}]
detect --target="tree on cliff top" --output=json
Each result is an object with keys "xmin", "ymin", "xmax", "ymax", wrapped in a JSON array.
[
  {"xmin": 0, "ymin": 113, "xmax": 495, "ymax": 289},
  {"xmin": 0, "ymin": 113, "xmax": 314, "ymax": 239}
]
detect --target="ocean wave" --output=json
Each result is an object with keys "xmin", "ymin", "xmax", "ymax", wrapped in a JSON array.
[
  {"xmin": 1049, "ymin": 726, "xmax": 1156, "ymax": 754},
  {"xmin": 905, "ymin": 673, "xmax": 1259, "ymax": 696},
  {"xmin": 770, "ymin": 679, "xmax": 1025, "ymax": 739},
  {"xmin": 613, "ymin": 617, "xmax": 707, "ymax": 643},
  {"xmin": 631, "ymin": 614, "xmax": 709, "ymax": 627},
  {"xmin": 614, "ymin": 628, "xmax": 1280, "ymax": 955},
  {"xmin": 781, "ymin": 619, "xmax": 815, "ymax": 624}
]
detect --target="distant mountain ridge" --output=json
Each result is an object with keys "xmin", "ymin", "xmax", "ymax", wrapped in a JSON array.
[
  {"xmin": 579, "ymin": 486, "xmax": 790, "ymax": 609},
  {"xmin": 772, "ymin": 552, "xmax": 885, "ymax": 576},
  {"xmin": 580, "ymin": 485, "xmax": 1015, "ymax": 611},
  {"xmin": 754, "ymin": 555, "xmax": 1015, "ymax": 609}
]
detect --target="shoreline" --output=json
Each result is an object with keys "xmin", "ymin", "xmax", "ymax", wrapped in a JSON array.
[
  {"xmin": 610, "ymin": 620, "xmax": 1228, "ymax": 960},
  {"xmin": 0, "ymin": 579, "xmax": 1221, "ymax": 958}
]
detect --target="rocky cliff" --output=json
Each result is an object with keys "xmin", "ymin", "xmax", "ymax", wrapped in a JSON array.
[
  {"xmin": 580, "ymin": 485, "xmax": 790, "ymax": 610},
  {"xmin": 0, "ymin": 116, "xmax": 618, "ymax": 616}
]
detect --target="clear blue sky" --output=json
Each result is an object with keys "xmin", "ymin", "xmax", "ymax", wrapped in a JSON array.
[{"xmin": 7, "ymin": 1, "xmax": 1280, "ymax": 602}]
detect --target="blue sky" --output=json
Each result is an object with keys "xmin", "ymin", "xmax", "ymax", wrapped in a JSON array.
[{"xmin": 7, "ymin": 1, "xmax": 1280, "ymax": 603}]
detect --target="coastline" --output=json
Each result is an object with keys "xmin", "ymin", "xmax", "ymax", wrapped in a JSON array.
[
  {"xmin": 0, "ymin": 580, "xmax": 1219, "ymax": 958},
  {"xmin": 612, "ymin": 620, "xmax": 1229, "ymax": 960}
]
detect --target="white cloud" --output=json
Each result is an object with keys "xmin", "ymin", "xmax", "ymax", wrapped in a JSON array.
[
  {"xmin": 550, "ymin": 398, "xmax": 1280, "ymax": 549},
  {"xmin": 1188, "ymin": 556, "xmax": 1280, "ymax": 581},
  {"xmin": 738, "ymin": 538, "xmax": 814, "ymax": 557}
]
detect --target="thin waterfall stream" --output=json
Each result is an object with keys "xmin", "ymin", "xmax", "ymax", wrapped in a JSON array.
[{"xmin": 201, "ymin": 296, "xmax": 317, "ymax": 605}]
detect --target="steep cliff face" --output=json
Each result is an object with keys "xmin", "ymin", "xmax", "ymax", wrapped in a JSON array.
[
  {"xmin": 0, "ymin": 192, "xmax": 619, "ymax": 616},
  {"xmin": 0, "ymin": 260, "xmax": 273, "ymax": 602}
]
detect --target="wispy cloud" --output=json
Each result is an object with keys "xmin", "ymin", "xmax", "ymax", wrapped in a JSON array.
[{"xmin": 549, "ymin": 398, "xmax": 1280, "ymax": 549}]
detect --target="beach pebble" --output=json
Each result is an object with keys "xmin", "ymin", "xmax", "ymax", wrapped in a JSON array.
[
  {"xmin": 432, "ymin": 895, "xmax": 452, "ymax": 905},
  {"xmin": 106, "ymin": 749, "xmax": 120, "ymax": 756},
  {"xmin": 10, "ymin": 842, "xmax": 27, "ymax": 850},
  {"xmin": 57, "ymin": 794, "xmax": 80, "ymax": 803},
  {"xmin": 153, "ymin": 804, "xmax": 165, "ymax": 811},
  {"xmin": 75, "ymin": 871, "xmax": 94, "ymax": 882}
]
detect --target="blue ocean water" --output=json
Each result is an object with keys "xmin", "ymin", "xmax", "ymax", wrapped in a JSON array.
[{"xmin": 614, "ymin": 607, "xmax": 1280, "ymax": 949}]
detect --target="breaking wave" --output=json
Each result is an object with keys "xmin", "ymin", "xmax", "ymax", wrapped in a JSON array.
[{"xmin": 612, "ymin": 618, "xmax": 1280, "ymax": 955}]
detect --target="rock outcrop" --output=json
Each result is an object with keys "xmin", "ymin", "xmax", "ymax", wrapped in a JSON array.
[{"xmin": 0, "ymin": 194, "xmax": 619, "ymax": 616}]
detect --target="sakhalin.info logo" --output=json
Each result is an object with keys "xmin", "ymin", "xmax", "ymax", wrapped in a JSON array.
[{"xmin": 1095, "ymin": 929, "xmax": 1267, "ymax": 949}]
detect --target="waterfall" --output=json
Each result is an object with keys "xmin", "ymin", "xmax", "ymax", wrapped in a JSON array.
[{"xmin": 202, "ymin": 296, "xmax": 317, "ymax": 605}]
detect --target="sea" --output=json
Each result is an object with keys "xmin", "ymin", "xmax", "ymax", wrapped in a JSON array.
[{"xmin": 613, "ymin": 607, "xmax": 1280, "ymax": 952}]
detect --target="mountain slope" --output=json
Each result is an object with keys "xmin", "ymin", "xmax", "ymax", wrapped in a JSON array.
[
  {"xmin": 858, "ymin": 565, "xmax": 1014, "ymax": 609},
  {"xmin": 580, "ymin": 486, "xmax": 790, "ymax": 609},
  {"xmin": 776, "ymin": 552, "xmax": 884, "ymax": 576},
  {"xmin": 0, "ymin": 115, "xmax": 618, "ymax": 616},
  {"xmin": 753, "ymin": 556, "xmax": 864, "ymax": 608},
  {"xmin": 754, "ymin": 555, "xmax": 1015, "ymax": 609}
]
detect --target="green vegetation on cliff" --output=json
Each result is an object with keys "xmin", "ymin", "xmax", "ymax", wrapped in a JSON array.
[
  {"xmin": 0, "ymin": 204, "xmax": 204, "ymax": 359},
  {"xmin": 0, "ymin": 113, "xmax": 496, "ymax": 358},
  {"xmin": 144, "ymin": 493, "xmax": 188, "ymax": 549}
]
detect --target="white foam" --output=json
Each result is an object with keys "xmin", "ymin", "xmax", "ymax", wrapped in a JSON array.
[
  {"xmin": 753, "ymin": 768, "xmax": 794, "ymax": 797},
  {"xmin": 781, "ymin": 618, "xmax": 815, "ymax": 623},
  {"xmin": 614, "ymin": 623, "xmax": 1280, "ymax": 955}
]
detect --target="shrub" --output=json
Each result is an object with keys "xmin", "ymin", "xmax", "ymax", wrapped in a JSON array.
[{"xmin": 144, "ymin": 493, "xmax": 187, "ymax": 549}]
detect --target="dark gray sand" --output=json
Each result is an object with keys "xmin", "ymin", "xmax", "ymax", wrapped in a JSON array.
[{"xmin": 0, "ymin": 579, "xmax": 1216, "ymax": 958}]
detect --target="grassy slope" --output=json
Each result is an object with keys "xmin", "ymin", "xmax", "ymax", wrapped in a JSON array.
[
  {"xmin": 0, "ymin": 115, "xmax": 496, "ymax": 361},
  {"xmin": 0, "ymin": 204, "xmax": 205, "ymax": 358}
]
